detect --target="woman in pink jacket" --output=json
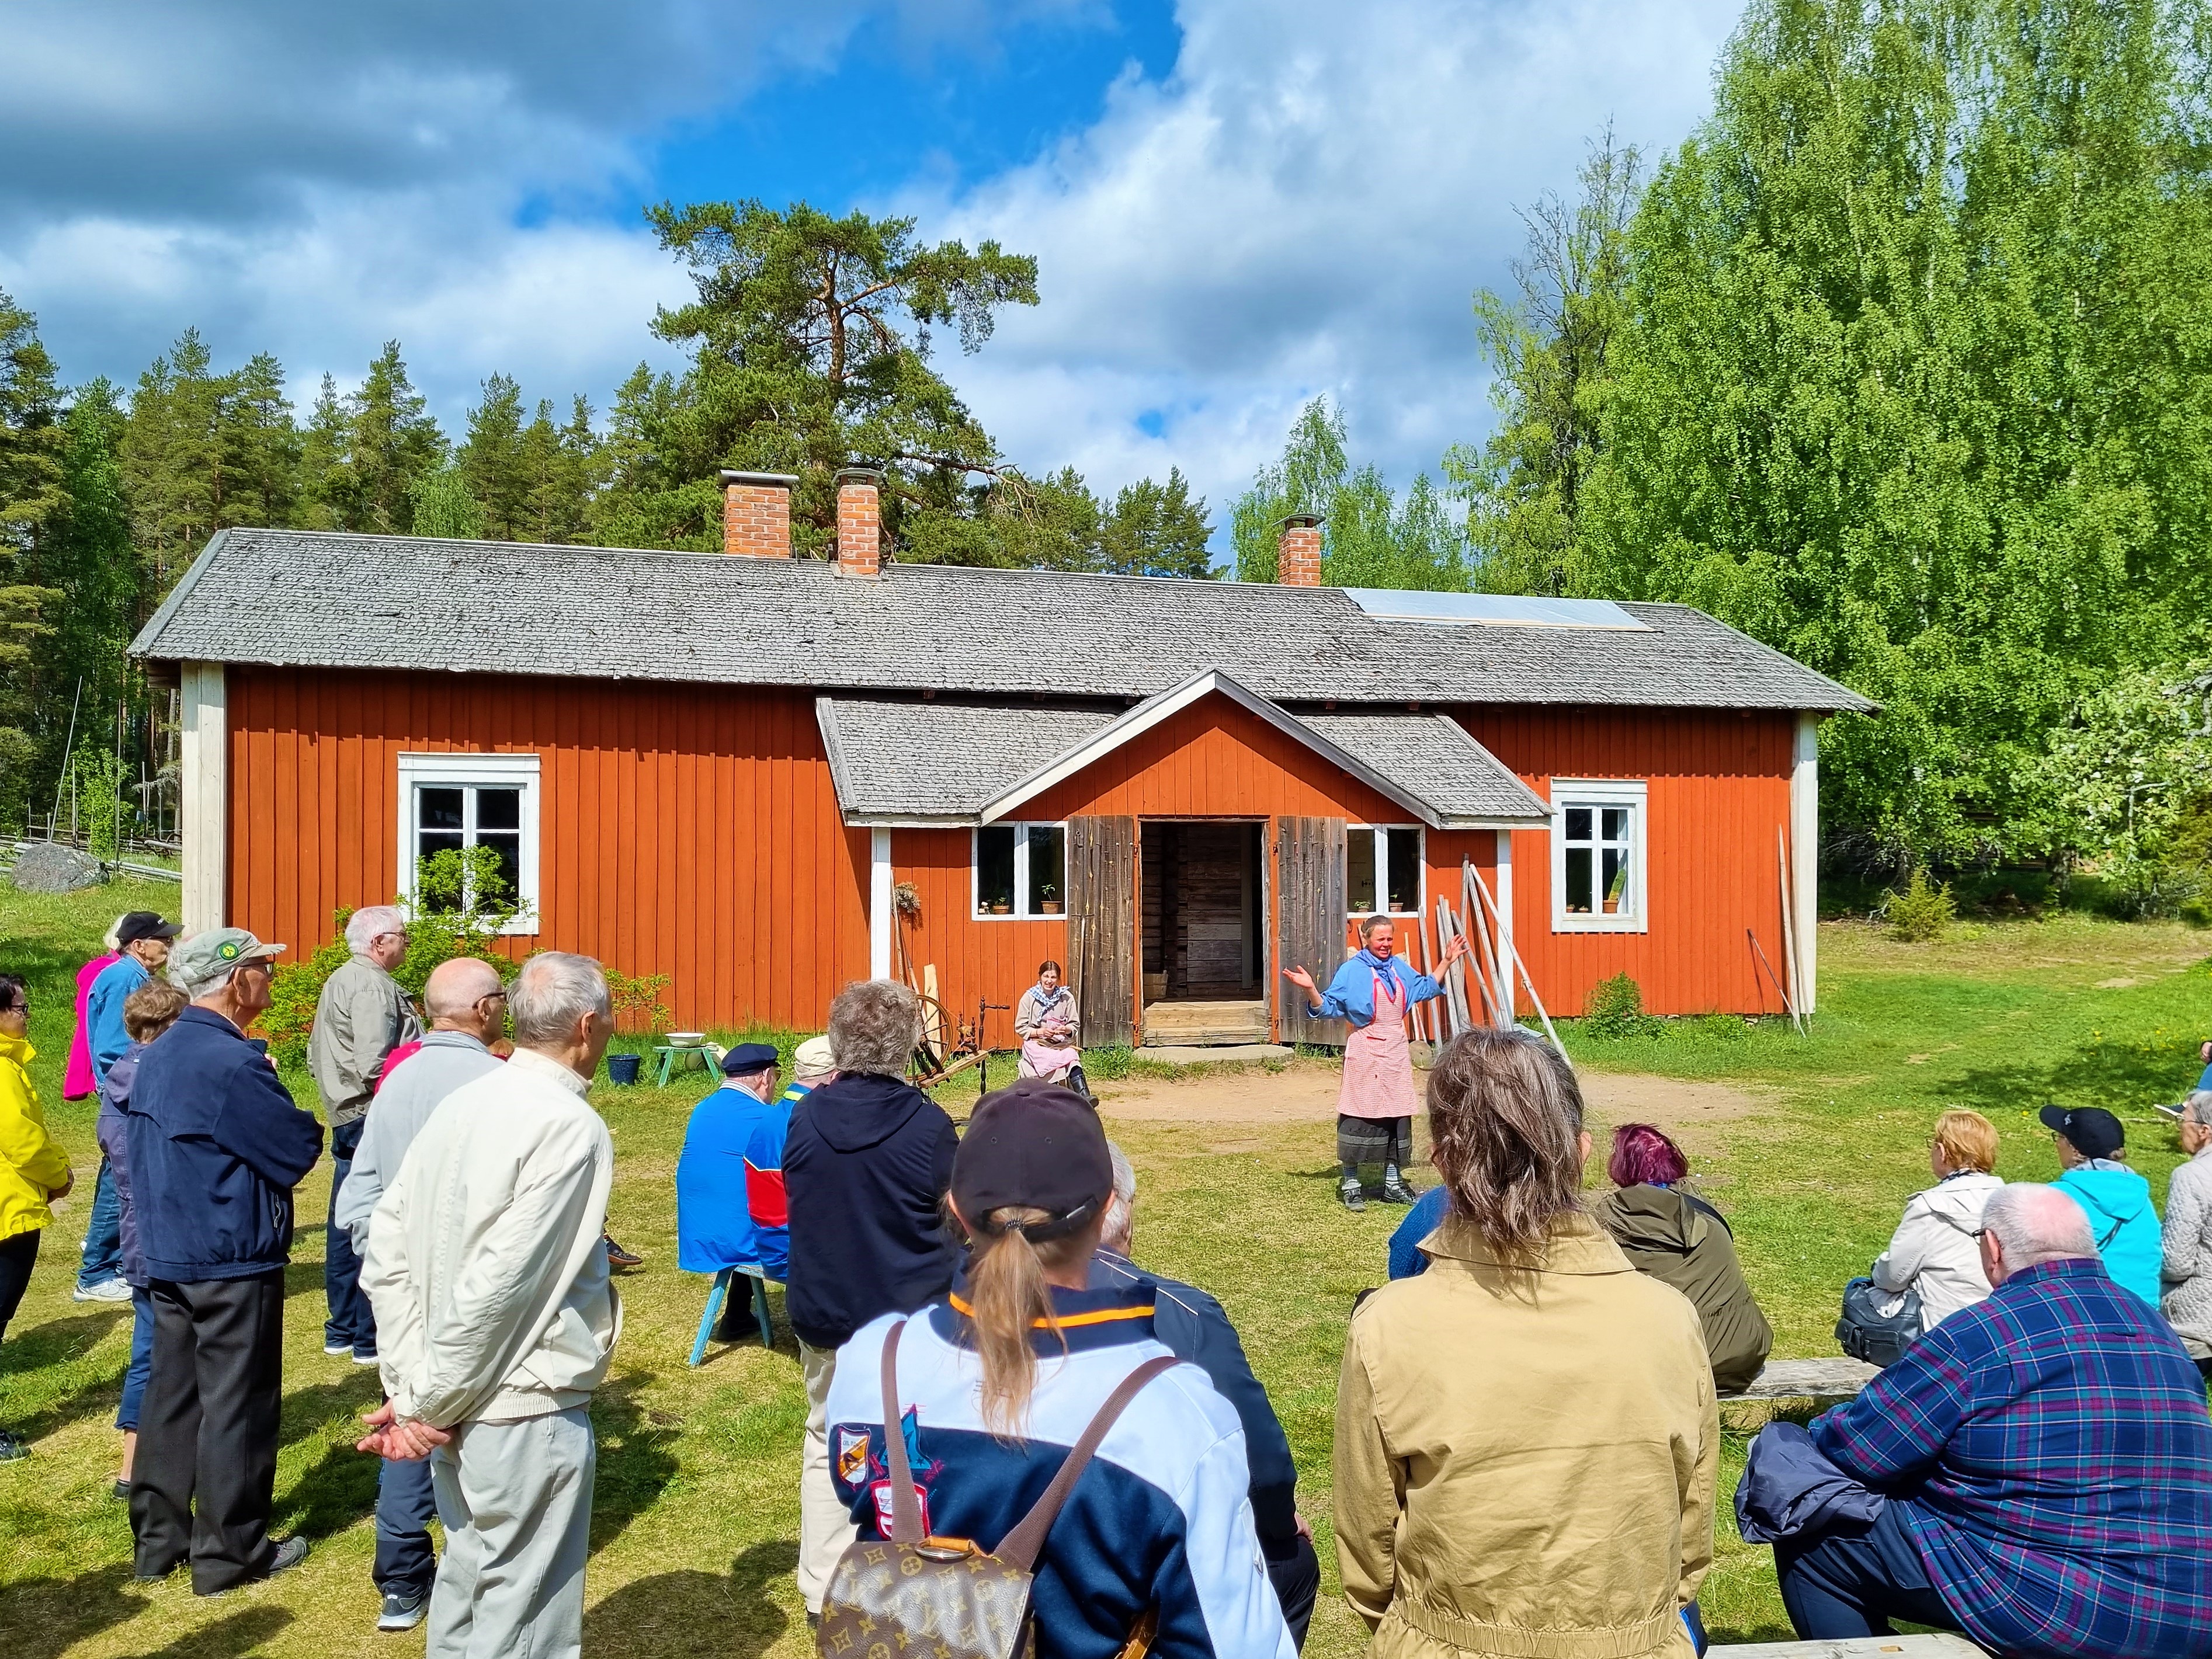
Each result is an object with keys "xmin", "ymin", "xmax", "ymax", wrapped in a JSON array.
[{"xmin": 63, "ymin": 916, "xmax": 127, "ymax": 1100}]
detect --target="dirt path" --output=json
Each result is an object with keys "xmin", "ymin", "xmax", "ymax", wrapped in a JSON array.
[{"xmin": 1096, "ymin": 1059, "xmax": 1767, "ymax": 1151}]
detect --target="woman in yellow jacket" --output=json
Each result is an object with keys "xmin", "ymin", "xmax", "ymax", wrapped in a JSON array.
[
  {"xmin": 1334, "ymin": 1027, "xmax": 1718, "ymax": 1659},
  {"xmin": 2, "ymin": 972, "xmax": 77, "ymax": 1461}
]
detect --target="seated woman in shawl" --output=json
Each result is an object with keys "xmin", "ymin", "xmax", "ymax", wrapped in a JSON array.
[{"xmin": 1015, "ymin": 961, "xmax": 1086, "ymax": 1095}]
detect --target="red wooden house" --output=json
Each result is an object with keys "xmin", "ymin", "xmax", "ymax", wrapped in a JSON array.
[{"xmin": 130, "ymin": 469, "xmax": 1871, "ymax": 1047}]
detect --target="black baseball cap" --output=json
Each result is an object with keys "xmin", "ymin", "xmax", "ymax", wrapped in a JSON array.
[
  {"xmin": 2041, "ymin": 1104, "xmax": 2125, "ymax": 1160},
  {"xmin": 720, "ymin": 1042, "xmax": 780, "ymax": 1077},
  {"xmin": 116, "ymin": 912, "xmax": 181, "ymax": 946},
  {"xmin": 952, "ymin": 1080, "xmax": 1110, "ymax": 1242}
]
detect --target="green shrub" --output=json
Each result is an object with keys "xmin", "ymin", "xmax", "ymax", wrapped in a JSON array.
[
  {"xmin": 1082, "ymin": 1045, "xmax": 1138, "ymax": 1081},
  {"xmin": 1582, "ymin": 972, "xmax": 1657, "ymax": 1039},
  {"xmin": 1883, "ymin": 870, "xmax": 1956, "ymax": 942},
  {"xmin": 606, "ymin": 969, "xmax": 673, "ymax": 1034}
]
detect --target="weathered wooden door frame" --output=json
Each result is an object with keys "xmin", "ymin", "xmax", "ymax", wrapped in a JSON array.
[
  {"xmin": 1067, "ymin": 815, "xmax": 1138, "ymax": 1050},
  {"xmin": 1273, "ymin": 815, "xmax": 1350, "ymax": 1048},
  {"xmin": 1135, "ymin": 815, "xmax": 1271, "ymax": 1036}
]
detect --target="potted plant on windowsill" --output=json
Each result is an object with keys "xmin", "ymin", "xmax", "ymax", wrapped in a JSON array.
[
  {"xmin": 1602, "ymin": 866, "xmax": 1628, "ymax": 916},
  {"xmin": 988, "ymin": 900, "xmax": 1012, "ymax": 916},
  {"xmin": 1039, "ymin": 883, "xmax": 1061, "ymax": 915}
]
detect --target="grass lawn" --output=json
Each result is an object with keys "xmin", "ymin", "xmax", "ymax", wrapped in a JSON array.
[{"xmin": 3, "ymin": 878, "xmax": 2208, "ymax": 1657}]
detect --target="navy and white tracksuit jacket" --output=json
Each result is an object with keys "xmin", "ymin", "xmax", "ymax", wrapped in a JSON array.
[{"xmin": 828, "ymin": 1281, "xmax": 1296, "ymax": 1659}]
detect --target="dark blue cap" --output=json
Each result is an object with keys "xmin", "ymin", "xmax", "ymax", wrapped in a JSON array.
[{"xmin": 721, "ymin": 1042, "xmax": 780, "ymax": 1077}]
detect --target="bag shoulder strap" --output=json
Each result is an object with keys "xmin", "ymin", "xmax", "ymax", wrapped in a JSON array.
[
  {"xmin": 997, "ymin": 1354, "xmax": 1180, "ymax": 1571},
  {"xmin": 880, "ymin": 1320, "xmax": 923, "ymax": 1545}
]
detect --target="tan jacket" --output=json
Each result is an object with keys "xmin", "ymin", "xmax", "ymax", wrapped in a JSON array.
[
  {"xmin": 1334, "ymin": 1215, "xmax": 1717, "ymax": 1659},
  {"xmin": 308, "ymin": 954, "xmax": 421, "ymax": 1126}
]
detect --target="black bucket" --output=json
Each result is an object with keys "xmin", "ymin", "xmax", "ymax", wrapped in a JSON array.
[{"xmin": 607, "ymin": 1053, "xmax": 643, "ymax": 1086}]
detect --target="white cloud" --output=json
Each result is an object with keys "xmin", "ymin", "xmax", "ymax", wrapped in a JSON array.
[{"xmin": 912, "ymin": 0, "xmax": 1741, "ymax": 526}]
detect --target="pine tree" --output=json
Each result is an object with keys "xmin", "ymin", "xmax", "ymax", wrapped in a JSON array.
[
  {"xmin": 321, "ymin": 343, "xmax": 445, "ymax": 533},
  {"xmin": 458, "ymin": 373, "xmax": 528, "ymax": 539},
  {"xmin": 0, "ymin": 290, "xmax": 64, "ymax": 827},
  {"xmin": 1100, "ymin": 469, "xmax": 1214, "ymax": 577}
]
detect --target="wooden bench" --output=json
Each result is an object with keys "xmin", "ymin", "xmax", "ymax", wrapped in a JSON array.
[
  {"xmin": 1710, "ymin": 1635, "xmax": 1987, "ymax": 1657},
  {"xmin": 1722, "ymin": 1357, "xmax": 1883, "ymax": 1403}
]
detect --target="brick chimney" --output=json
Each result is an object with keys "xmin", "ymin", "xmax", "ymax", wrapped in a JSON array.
[
  {"xmin": 836, "ymin": 467, "xmax": 884, "ymax": 579},
  {"xmin": 1278, "ymin": 513, "xmax": 1324, "ymax": 587},
  {"xmin": 718, "ymin": 469, "xmax": 799, "ymax": 557}
]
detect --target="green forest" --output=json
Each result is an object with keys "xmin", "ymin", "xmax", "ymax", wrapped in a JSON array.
[{"xmin": 4, "ymin": 0, "xmax": 2211, "ymax": 898}]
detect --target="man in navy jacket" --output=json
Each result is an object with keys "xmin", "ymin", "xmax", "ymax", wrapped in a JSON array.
[
  {"xmin": 125, "ymin": 928, "xmax": 324, "ymax": 1595},
  {"xmin": 1090, "ymin": 1140, "xmax": 1319, "ymax": 1650}
]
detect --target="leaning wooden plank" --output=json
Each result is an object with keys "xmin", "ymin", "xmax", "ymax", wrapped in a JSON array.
[
  {"xmin": 1777, "ymin": 829, "xmax": 1807, "ymax": 1035},
  {"xmin": 1435, "ymin": 898, "xmax": 1474, "ymax": 1033},
  {"xmin": 1721, "ymin": 1356, "xmax": 1881, "ymax": 1401},
  {"xmin": 1460, "ymin": 859, "xmax": 1508, "ymax": 1027},
  {"xmin": 1421, "ymin": 907, "xmax": 1458, "ymax": 1038},
  {"xmin": 1708, "ymin": 1634, "xmax": 1988, "ymax": 1658},
  {"xmin": 1464, "ymin": 861, "xmax": 1568, "ymax": 1063}
]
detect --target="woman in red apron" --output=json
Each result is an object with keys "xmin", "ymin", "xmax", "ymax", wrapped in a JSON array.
[{"xmin": 1284, "ymin": 915, "xmax": 1464, "ymax": 1211}]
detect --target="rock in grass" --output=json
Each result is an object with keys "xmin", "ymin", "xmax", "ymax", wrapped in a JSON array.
[{"xmin": 10, "ymin": 842, "xmax": 102, "ymax": 893}]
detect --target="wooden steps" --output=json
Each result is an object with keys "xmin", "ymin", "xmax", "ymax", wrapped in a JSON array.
[{"xmin": 1141, "ymin": 1000, "xmax": 1270, "ymax": 1046}]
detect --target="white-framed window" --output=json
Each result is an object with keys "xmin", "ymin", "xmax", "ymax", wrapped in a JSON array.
[
  {"xmin": 1348, "ymin": 825, "xmax": 1423, "ymax": 917},
  {"xmin": 1550, "ymin": 778, "xmax": 1647, "ymax": 934},
  {"xmin": 397, "ymin": 752, "xmax": 540, "ymax": 935},
  {"xmin": 974, "ymin": 822, "xmax": 1068, "ymax": 919}
]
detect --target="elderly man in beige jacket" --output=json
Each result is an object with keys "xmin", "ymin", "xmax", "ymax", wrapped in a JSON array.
[{"xmin": 359, "ymin": 952, "xmax": 619, "ymax": 1659}]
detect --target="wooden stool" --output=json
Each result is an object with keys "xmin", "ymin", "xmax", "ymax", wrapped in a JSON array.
[
  {"xmin": 689, "ymin": 1265, "xmax": 775, "ymax": 1365},
  {"xmin": 653, "ymin": 1042, "xmax": 717, "ymax": 1088}
]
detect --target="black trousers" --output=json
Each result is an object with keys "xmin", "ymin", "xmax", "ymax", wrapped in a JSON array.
[
  {"xmin": 132, "ymin": 1270, "xmax": 287, "ymax": 1593},
  {"xmin": 1266, "ymin": 1533, "xmax": 1321, "ymax": 1653},
  {"xmin": 0, "ymin": 1227, "xmax": 39, "ymax": 1343}
]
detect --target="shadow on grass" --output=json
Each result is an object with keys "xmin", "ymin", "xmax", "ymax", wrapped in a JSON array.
[
  {"xmin": 582, "ymin": 1539, "xmax": 797, "ymax": 1659},
  {"xmin": 276, "ymin": 1371, "xmax": 384, "ymax": 1450},
  {"xmin": 589, "ymin": 1374, "xmax": 683, "ymax": 1556},
  {"xmin": 0, "ymin": 1561, "xmax": 147, "ymax": 1659},
  {"xmin": 136, "ymin": 1606, "xmax": 295, "ymax": 1658},
  {"xmin": 1, "ymin": 1306, "xmax": 130, "ymax": 1378},
  {"xmin": 1949, "ymin": 1034, "xmax": 2194, "ymax": 1119},
  {"xmin": 272, "ymin": 1436, "xmax": 381, "ymax": 1540}
]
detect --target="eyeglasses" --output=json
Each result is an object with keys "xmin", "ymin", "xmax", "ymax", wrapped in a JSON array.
[
  {"xmin": 3, "ymin": 1001, "xmax": 26, "ymax": 1014},
  {"xmin": 475, "ymin": 991, "xmax": 509, "ymax": 1007}
]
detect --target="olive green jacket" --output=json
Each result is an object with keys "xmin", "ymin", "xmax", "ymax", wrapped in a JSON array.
[
  {"xmin": 1334, "ymin": 1215, "xmax": 1717, "ymax": 1659},
  {"xmin": 1595, "ymin": 1184, "xmax": 1773, "ymax": 1394}
]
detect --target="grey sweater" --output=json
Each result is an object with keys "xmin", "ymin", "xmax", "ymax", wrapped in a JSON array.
[
  {"xmin": 334, "ymin": 1030, "xmax": 502, "ymax": 1254},
  {"xmin": 2161, "ymin": 1145, "xmax": 2212, "ymax": 1358},
  {"xmin": 308, "ymin": 955, "xmax": 422, "ymax": 1126}
]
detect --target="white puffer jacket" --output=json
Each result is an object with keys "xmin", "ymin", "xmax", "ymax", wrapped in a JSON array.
[{"xmin": 1870, "ymin": 1170, "xmax": 2002, "ymax": 1329}]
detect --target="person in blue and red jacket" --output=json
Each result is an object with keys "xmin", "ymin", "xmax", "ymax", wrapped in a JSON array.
[
  {"xmin": 827, "ymin": 1079, "xmax": 1294, "ymax": 1659},
  {"xmin": 677, "ymin": 1037, "xmax": 832, "ymax": 1285}
]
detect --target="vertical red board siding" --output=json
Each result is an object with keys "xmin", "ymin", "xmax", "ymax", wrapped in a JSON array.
[
  {"xmin": 225, "ymin": 667, "xmax": 869, "ymax": 1034},
  {"xmin": 1456, "ymin": 708, "xmax": 1794, "ymax": 1018}
]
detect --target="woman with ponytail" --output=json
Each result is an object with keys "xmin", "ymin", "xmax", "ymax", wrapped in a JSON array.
[
  {"xmin": 1334, "ymin": 1028, "xmax": 1719, "ymax": 1659},
  {"xmin": 824, "ymin": 1079, "xmax": 1294, "ymax": 1659}
]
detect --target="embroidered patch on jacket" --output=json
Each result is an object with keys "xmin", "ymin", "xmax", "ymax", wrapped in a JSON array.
[{"xmin": 836, "ymin": 1427, "xmax": 870, "ymax": 1486}]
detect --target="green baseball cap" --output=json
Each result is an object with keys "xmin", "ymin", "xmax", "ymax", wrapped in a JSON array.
[{"xmin": 168, "ymin": 927, "xmax": 286, "ymax": 987}]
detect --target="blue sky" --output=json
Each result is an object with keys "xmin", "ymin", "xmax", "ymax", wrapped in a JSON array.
[{"xmin": 1, "ymin": 0, "xmax": 1742, "ymax": 533}]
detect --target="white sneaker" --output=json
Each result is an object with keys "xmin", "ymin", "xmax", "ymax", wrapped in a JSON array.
[
  {"xmin": 72, "ymin": 1278, "xmax": 133, "ymax": 1303},
  {"xmin": 324, "ymin": 1340, "xmax": 353, "ymax": 1357}
]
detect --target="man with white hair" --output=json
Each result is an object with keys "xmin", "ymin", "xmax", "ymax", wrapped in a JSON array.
[
  {"xmin": 358, "ymin": 951, "xmax": 619, "ymax": 1659},
  {"xmin": 308, "ymin": 904, "xmax": 422, "ymax": 1364},
  {"xmin": 334, "ymin": 957, "xmax": 507, "ymax": 1634},
  {"xmin": 1087, "ymin": 1131, "xmax": 1319, "ymax": 1648},
  {"xmin": 1776, "ymin": 1182, "xmax": 2212, "ymax": 1655},
  {"xmin": 126, "ymin": 927, "xmax": 324, "ymax": 1592}
]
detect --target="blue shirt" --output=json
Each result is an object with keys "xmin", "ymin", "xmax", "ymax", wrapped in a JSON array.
[
  {"xmin": 1812, "ymin": 1257, "xmax": 2212, "ymax": 1658},
  {"xmin": 85, "ymin": 954, "xmax": 150, "ymax": 1084},
  {"xmin": 676, "ymin": 1079, "xmax": 804, "ymax": 1279},
  {"xmin": 1388, "ymin": 1186, "xmax": 1451, "ymax": 1279},
  {"xmin": 1308, "ymin": 951, "xmax": 1443, "ymax": 1028}
]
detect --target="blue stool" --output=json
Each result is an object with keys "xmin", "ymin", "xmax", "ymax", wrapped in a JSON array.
[{"xmin": 689, "ymin": 1266, "xmax": 775, "ymax": 1366}]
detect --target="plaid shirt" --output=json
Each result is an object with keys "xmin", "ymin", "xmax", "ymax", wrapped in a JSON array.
[{"xmin": 1813, "ymin": 1257, "xmax": 2212, "ymax": 1658}]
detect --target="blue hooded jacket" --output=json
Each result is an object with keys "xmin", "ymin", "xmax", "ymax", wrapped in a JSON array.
[
  {"xmin": 124, "ymin": 1006, "xmax": 325, "ymax": 1282},
  {"xmin": 1307, "ymin": 950, "xmax": 1442, "ymax": 1029},
  {"xmin": 2054, "ymin": 1162, "xmax": 2162, "ymax": 1308}
]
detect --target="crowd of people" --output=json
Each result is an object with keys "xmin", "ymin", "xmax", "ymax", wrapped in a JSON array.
[{"xmin": 5, "ymin": 909, "xmax": 2212, "ymax": 1659}]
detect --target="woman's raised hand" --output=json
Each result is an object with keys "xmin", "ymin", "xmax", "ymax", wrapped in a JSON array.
[{"xmin": 1282, "ymin": 965, "xmax": 1318, "ymax": 996}]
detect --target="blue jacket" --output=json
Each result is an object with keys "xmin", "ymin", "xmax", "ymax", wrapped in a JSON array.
[
  {"xmin": 2055, "ymin": 1162, "xmax": 2162, "ymax": 1307},
  {"xmin": 1387, "ymin": 1185, "xmax": 1451, "ymax": 1279},
  {"xmin": 828, "ymin": 1286, "xmax": 1296, "ymax": 1659},
  {"xmin": 1308, "ymin": 951, "xmax": 1441, "ymax": 1029},
  {"xmin": 95, "ymin": 1042, "xmax": 151, "ymax": 1286},
  {"xmin": 124, "ymin": 1006, "xmax": 325, "ymax": 1282},
  {"xmin": 85, "ymin": 955, "xmax": 150, "ymax": 1084},
  {"xmin": 783, "ymin": 1071, "xmax": 958, "ymax": 1351},
  {"xmin": 676, "ymin": 1078, "xmax": 804, "ymax": 1279},
  {"xmin": 1088, "ymin": 1248, "xmax": 1301, "ymax": 1552}
]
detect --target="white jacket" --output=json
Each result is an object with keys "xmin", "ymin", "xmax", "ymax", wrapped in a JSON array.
[
  {"xmin": 1870, "ymin": 1170, "xmax": 2001, "ymax": 1328},
  {"xmin": 363, "ymin": 1046, "xmax": 620, "ymax": 1427},
  {"xmin": 2161, "ymin": 1145, "xmax": 2212, "ymax": 1358}
]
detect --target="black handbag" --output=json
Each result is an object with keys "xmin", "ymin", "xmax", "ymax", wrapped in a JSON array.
[{"xmin": 1835, "ymin": 1275, "xmax": 1921, "ymax": 1368}]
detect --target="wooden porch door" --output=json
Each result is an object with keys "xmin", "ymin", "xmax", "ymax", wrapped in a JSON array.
[
  {"xmin": 1275, "ymin": 815, "xmax": 1348, "ymax": 1045},
  {"xmin": 1067, "ymin": 815, "xmax": 1137, "ymax": 1049}
]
